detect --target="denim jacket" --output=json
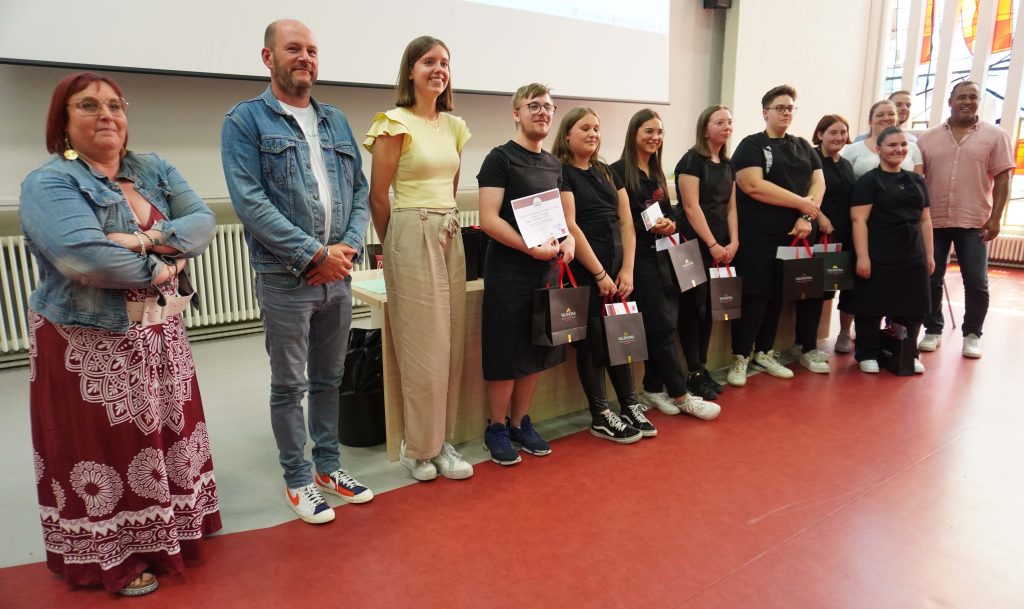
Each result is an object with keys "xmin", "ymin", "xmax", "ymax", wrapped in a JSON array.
[
  {"xmin": 20, "ymin": 152, "xmax": 216, "ymax": 332},
  {"xmin": 221, "ymin": 87, "xmax": 370, "ymax": 275}
]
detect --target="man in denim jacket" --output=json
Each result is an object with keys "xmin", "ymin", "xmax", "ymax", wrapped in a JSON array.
[{"xmin": 221, "ymin": 19, "xmax": 373, "ymax": 524}]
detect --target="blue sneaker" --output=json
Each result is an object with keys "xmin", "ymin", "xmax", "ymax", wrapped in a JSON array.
[
  {"xmin": 483, "ymin": 421, "xmax": 521, "ymax": 466},
  {"xmin": 508, "ymin": 415, "xmax": 551, "ymax": 456}
]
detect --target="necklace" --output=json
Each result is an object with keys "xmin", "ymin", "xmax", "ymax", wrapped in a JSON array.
[{"xmin": 416, "ymin": 113, "xmax": 441, "ymax": 132}]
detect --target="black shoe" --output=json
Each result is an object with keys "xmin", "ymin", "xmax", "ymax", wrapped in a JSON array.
[
  {"xmin": 687, "ymin": 370, "xmax": 718, "ymax": 400},
  {"xmin": 620, "ymin": 402, "xmax": 657, "ymax": 437},
  {"xmin": 508, "ymin": 415, "xmax": 552, "ymax": 456},
  {"xmin": 590, "ymin": 409, "xmax": 642, "ymax": 444},
  {"xmin": 706, "ymin": 372, "xmax": 725, "ymax": 393}
]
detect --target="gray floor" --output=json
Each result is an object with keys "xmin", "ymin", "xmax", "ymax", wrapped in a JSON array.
[{"xmin": 0, "ymin": 330, "xmax": 592, "ymax": 568}]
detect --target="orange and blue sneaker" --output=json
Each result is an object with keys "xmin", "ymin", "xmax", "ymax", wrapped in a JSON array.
[
  {"xmin": 315, "ymin": 469, "xmax": 374, "ymax": 504},
  {"xmin": 285, "ymin": 483, "xmax": 335, "ymax": 524}
]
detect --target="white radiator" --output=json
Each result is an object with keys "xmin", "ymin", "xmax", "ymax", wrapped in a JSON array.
[
  {"xmin": 989, "ymin": 234, "xmax": 1024, "ymax": 266},
  {"xmin": 0, "ymin": 211, "xmax": 482, "ymax": 358}
]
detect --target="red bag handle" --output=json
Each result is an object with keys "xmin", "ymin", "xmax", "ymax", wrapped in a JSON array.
[
  {"xmin": 666, "ymin": 233, "xmax": 687, "ymax": 246},
  {"xmin": 545, "ymin": 257, "xmax": 579, "ymax": 289},
  {"xmin": 789, "ymin": 237, "xmax": 813, "ymax": 257},
  {"xmin": 713, "ymin": 261, "xmax": 735, "ymax": 277},
  {"xmin": 819, "ymin": 233, "xmax": 830, "ymax": 246}
]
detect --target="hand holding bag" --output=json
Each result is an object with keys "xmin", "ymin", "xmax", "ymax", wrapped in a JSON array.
[{"xmin": 531, "ymin": 257, "xmax": 590, "ymax": 346}]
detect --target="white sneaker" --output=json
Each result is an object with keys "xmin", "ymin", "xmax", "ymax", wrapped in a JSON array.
[
  {"xmin": 962, "ymin": 334, "xmax": 982, "ymax": 359},
  {"xmin": 432, "ymin": 442, "xmax": 474, "ymax": 480},
  {"xmin": 919, "ymin": 333, "xmax": 941, "ymax": 352},
  {"xmin": 859, "ymin": 359, "xmax": 880, "ymax": 374},
  {"xmin": 834, "ymin": 333, "xmax": 853, "ymax": 354},
  {"xmin": 727, "ymin": 354, "xmax": 749, "ymax": 387},
  {"xmin": 285, "ymin": 483, "xmax": 335, "ymax": 524},
  {"xmin": 677, "ymin": 394, "xmax": 721, "ymax": 421},
  {"xmin": 639, "ymin": 391, "xmax": 681, "ymax": 415},
  {"xmin": 400, "ymin": 439, "xmax": 438, "ymax": 481},
  {"xmin": 799, "ymin": 349, "xmax": 831, "ymax": 374},
  {"xmin": 753, "ymin": 350, "xmax": 794, "ymax": 379},
  {"xmin": 914, "ymin": 358, "xmax": 925, "ymax": 374}
]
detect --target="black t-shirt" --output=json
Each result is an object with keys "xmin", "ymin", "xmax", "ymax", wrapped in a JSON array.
[
  {"xmin": 477, "ymin": 140, "xmax": 563, "ymax": 235},
  {"xmin": 731, "ymin": 132, "xmax": 821, "ymax": 236},
  {"xmin": 673, "ymin": 147, "xmax": 733, "ymax": 245},
  {"xmin": 610, "ymin": 159, "xmax": 671, "ymax": 250},
  {"xmin": 851, "ymin": 168, "xmax": 930, "ymax": 265},
  {"xmin": 560, "ymin": 163, "xmax": 622, "ymax": 228}
]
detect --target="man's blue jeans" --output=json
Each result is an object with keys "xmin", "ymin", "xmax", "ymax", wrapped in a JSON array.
[
  {"xmin": 255, "ymin": 272, "xmax": 352, "ymax": 488},
  {"xmin": 926, "ymin": 227, "xmax": 990, "ymax": 337}
]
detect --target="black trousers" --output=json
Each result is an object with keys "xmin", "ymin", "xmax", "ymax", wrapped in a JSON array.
[
  {"xmin": 854, "ymin": 315, "xmax": 923, "ymax": 361},
  {"xmin": 640, "ymin": 329, "xmax": 689, "ymax": 398},
  {"xmin": 573, "ymin": 341, "xmax": 638, "ymax": 418},
  {"xmin": 643, "ymin": 285, "xmax": 712, "ymax": 391},
  {"xmin": 731, "ymin": 292, "xmax": 784, "ymax": 356},
  {"xmin": 794, "ymin": 297, "xmax": 825, "ymax": 353}
]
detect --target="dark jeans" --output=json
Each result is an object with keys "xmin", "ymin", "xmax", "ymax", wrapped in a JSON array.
[
  {"xmin": 731, "ymin": 293, "xmax": 784, "ymax": 356},
  {"xmin": 794, "ymin": 298, "xmax": 825, "ymax": 353},
  {"xmin": 854, "ymin": 315, "xmax": 923, "ymax": 361},
  {"xmin": 644, "ymin": 287, "xmax": 711, "ymax": 391},
  {"xmin": 573, "ymin": 341, "xmax": 638, "ymax": 418},
  {"xmin": 926, "ymin": 227, "xmax": 989, "ymax": 337}
]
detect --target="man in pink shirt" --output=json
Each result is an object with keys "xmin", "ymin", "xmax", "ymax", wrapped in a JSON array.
[{"xmin": 916, "ymin": 81, "xmax": 1015, "ymax": 358}]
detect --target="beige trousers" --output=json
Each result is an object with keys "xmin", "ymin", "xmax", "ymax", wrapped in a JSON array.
[{"xmin": 383, "ymin": 207, "xmax": 467, "ymax": 459}]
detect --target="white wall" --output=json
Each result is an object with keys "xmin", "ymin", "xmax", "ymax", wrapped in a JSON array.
[
  {"xmin": 721, "ymin": 0, "xmax": 882, "ymax": 144},
  {"xmin": 0, "ymin": 1, "xmax": 721, "ymax": 223}
]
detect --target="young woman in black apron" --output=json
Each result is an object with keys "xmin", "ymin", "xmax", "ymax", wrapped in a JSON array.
[{"xmin": 727, "ymin": 85, "xmax": 825, "ymax": 386}]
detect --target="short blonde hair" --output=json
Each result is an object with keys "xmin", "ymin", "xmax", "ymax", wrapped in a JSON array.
[{"xmin": 512, "ymin": 83, "xmax": 551, "ymax": 109}]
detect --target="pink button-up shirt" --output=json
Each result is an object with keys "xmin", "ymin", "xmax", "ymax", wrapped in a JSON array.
[{"xmin": 917, "ymin": 120, "xmax": 1015, "ymax": 229}]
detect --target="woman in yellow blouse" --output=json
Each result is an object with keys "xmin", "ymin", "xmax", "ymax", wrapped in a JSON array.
[{"xmin": 365, "ymin": 36, "xmax": 472, "ymax": 481}]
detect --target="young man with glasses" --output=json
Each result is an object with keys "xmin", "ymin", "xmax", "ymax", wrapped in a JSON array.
[{"xmin": 476, "ymin": 83, "xmax": 574, "ymax": 464}]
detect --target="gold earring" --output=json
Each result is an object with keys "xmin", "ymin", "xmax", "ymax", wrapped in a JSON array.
[{"xmin": 63, "ymin": 134, "xmax": 78, "ymax": 161}]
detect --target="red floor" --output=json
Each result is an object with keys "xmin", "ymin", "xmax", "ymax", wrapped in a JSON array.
[{"xmin": 3, "ymin": 268, "xmax": 1022, "ymax": 609}]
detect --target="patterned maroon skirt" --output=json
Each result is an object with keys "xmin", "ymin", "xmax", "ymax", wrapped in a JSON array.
[{"xmin": 28, "ymin": 289, "xmax": 221, "ymax": 593}]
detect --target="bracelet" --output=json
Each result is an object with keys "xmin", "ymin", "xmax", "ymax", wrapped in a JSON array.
[
  {"xmin": 140, "ymin": 232, "xmax": 157, "ymax": 247},
  {"xmin": 707, "ymin": 241, "xmax": 718, "ymax": 249},
  {"xmin": 594, "ymin": 269, "xmax": 607, "ymax": 281},
  {"xmin": 133, "ymin": 231, "xmax": 147, "ymax": 258},
  {"xmin": 800, "ymin": 214, "xmax": 814, "ymax": 222},
  {"xmin": 312, "ymin": 246, "xmax": 330, "ymax": 268}
]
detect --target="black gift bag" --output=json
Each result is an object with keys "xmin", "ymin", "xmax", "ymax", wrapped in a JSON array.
[
  {"xmin": 709, "ymin": 265, "xmax": 743, "ymax": 321},
  {"xmin": 814, "ymin": 237, "xmax": 855, "ymax": 291},
  {"xmin": 657, "ymin": 235, "xmax": 707, "ymax": 293},
  {"xmin": 777, "ymin": 238, "xmax": 824, "ymax": 301},
  {"xmin": 338, "ymin": 328, "xmax": 386, "ymax": 447},
  {"xmin": 879, "ymin": 323, "xmax": 916, "ymax": 376},
  {"xmin": 591, "ymin": 298, "xmax": 648, "ymax": 367},
  {"xmin": 461, "ymin": 226, "xmax": 482, "ymax": 281},
  {"xmin": 532, "ymin": 259, "xmax": 590, "ymax": 346}
]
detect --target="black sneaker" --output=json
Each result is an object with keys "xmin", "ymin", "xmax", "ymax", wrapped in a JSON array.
[
  {"xmin": 620, "ymin": 402, "xmax": 657, "ymax": 438},
  {"xmin": 687, "ymin": 370, "xmax": 718, "ymax": 400},
  {"xmin": 483, "ymin": 421, "xmax": 521, "ymax": 465},
  {"xmin": 590, "ymin": 409, "xmax": 642, "ymax": 443},
  {"xmin": 507, "ymin": 415, "xmax": 551, "ymax": 456}
]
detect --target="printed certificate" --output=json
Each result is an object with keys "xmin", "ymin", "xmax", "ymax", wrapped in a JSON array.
[{"xmin": 511, "ymin": 188, "xmax": 569, "ymax": 248}]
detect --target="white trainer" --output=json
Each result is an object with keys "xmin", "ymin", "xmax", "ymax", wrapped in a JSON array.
[
  {"xmin": 639, "ymin": 391, "xmax": 681, "ymax": 415},
  {"xmin": 799, "ymin": 349, "xmax": 831, "ymax": 374},
  {"xmin": 919, "ymin": 333, "xmax": 941, "ymax": 352},
  {"xmin": 859, "ymin": 359, "xmax": 880, "ymax": 374},
  {"xmin": 400, "ymin": 439, "xmax": 438, "ymax": 481},
  {"xmin": 834, "ymin": 333, "xmax": 853, "ymax": 354},
  {"xmin": 914, "ymin": 358, "xmax": 925, "ymax": 374},
  {"xmin": 753, "ymin": 350, "xmax": 794, "ymax": 379},
  {"xmin": 962, "ymin": 334, "xmax": 982, "ymax": 359},
  {"xmin": 285, "ymin": 483, "xmax": 335, "ymax": 524},
  {"xmin": 727, "ymin": 354, "xmax": 749, "ymax": 387},
  {"xmin": 677, "ymin": 394, "xmax": 721, "ymax": 420},
  {"xmin": 432, "ymin": 442, "xmax": 474, "ymax": 480}
]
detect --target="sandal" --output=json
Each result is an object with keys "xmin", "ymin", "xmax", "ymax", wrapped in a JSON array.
[{"xmin": 118, "ymin": 572, "xmax": 158, "ymax": 597}]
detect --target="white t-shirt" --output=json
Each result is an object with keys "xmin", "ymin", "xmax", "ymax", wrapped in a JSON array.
[
  {"xmin": 840, "ymin": 139, "xmax": 923, "ymax": 179},
  {"xmin": 280, "ymin": 100, "xmax": 332, "ymax": 242}
]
